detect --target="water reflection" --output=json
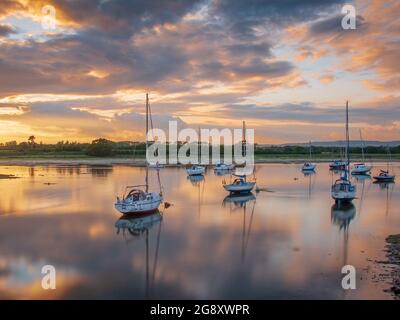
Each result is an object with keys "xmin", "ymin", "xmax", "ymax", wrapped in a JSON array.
[
  {"xmin": 115, "ymin": 211, "xmax": 163, "ymax": 298},
  {"xmin": 187, "ymin": 174, "xmax": 204, "ymax": 185},
  {"xmin": 88, "ymin": 165, "xmax": 113, "ymax": 177},
  {"xmin": 223, "ymin": 193, "xmax": 255, "ymax": 208},
  {"xmin": 374, "ymin": 181, "xmax": 395, "ymax": 217},
  {"xmin": 222, "ymin": 193, "xmax": 256, "ymax": 263},
  {"xmin": 352, "ymin": 173, "xmax": 371, "ymax": 183},
  {"xmin": 0, "ymin": 163, "xmax": 399, "ymax": 299},
  {"xmin": 331, "ymin": 203, "xmax": 356, "ymax": 231}
]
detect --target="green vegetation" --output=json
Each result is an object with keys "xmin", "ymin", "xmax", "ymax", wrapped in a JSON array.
[{"xmin": 0, "ymin": 137, "xmax": 399, "ymax": 160}]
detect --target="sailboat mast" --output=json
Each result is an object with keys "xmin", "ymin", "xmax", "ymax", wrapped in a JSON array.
[
  {"xmin": 309, "ymin": 140, "xmax": 312, "ymax": 160},
  {"xmin": 242, "ymin": 121, "xmax": 246, "ymax": 157},
  {"xmin": 198, "ymin": 126, "xmax": 201, "ymax": 164},
  {"xmin": 146, "ymin": 93, "xmax": 149, "ymax": 151},
  {"xmin": 359, "ymin": 129, "xmax": 365, "ymax": 161},
  {"xmin": 346, "ymin": 101, "xmax": 350, "ymax": 168},
  {"xmin": 145, "ymin": 93, "xmax": 149, "ymax": 192}
]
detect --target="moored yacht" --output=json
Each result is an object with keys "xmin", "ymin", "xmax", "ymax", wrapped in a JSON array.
[
  {"xmin": 373, "ymin": 146, "xmax": 395, "ymax": 183},
  {"xmin": 214, "ymin": 161, "xmax": 235, "ymax": 171},
  {"xmin": 331, "ymin": 101, "xmax": 357, "ymax": 204},
  {"xmin": 329, "ymin": 159, "xmax": 347, "ymax": 170},
  {"xmin": 186, "ymin": 165, "xmax": 205, "ymax": 176},
  {"xmin": 114, "ymin": 94, "xmax": 163, "ymax": 215},
  {"xmin": 351, "ymin": 129, "xmax": 372, "ymax": 175},
  {"xmin": 223, "ymin": 174, "xmax": 256, "ymax": 194},
  {"xmin": 302, "ymin": 141, "xmax": 316, "ymax": 171}
]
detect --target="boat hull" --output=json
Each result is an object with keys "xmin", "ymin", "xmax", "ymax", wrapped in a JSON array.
[
  {"xmin": 186, "ymin": 166, "xmax": 205, "ymax": 176},
  {"xmin": 114, "ymin": 193, "xmax": 162, "ymax": 215},
  {"xmin": 223, "ymin": 182, "xmax": 256, "ymax": 194},
  {"xmin": 302, "ymin": 164, "xmax": 316, "ymax": 171},
  {"xmin": 214, "ymin": 164, "xmax": 235, "ymax": 171},
  {"xmin": 373, "ymin": 175, "xmax": 395, "ymax": 183},
  {"xmin": 331, "ymin": 190, "xmax": 356, "ymax": 203},
  {"xmin": 351, "ymin": 164, "xmax": 372, "ymax": 175}
]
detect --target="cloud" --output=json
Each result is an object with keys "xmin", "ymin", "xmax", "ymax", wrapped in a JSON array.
[
  {"xmin": 223, "ymin": 100, "xmax": 400, "ymax": 126},
  {"xmin": 0, "ymin": 0, "xmax": 398, "ymax": 143},
  {"xmin": 297, "ymin": 0, "xmax": 400, "ymax": 91},
  {"xmin": 0, "ymin": 24, "xmax": 17, "ymax": 37},
  {"xmin": 0, "ymin": 0, "xmax": 24, "ymax": 18}
]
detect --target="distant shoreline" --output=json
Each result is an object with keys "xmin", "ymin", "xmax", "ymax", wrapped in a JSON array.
[{"xmin": 0, "ymin": 157, "xmax": 398, "ymax": 167}]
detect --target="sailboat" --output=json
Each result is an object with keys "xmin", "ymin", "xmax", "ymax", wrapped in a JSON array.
[
  {"xmin": 302, "ymin": 140, "xmax": 316, "ymax": 171},
  {"xmin": 214, "ymin": 161, "xmax": 235, "ymax": 171},
  {"xmin": 329, "ymin": 147, "xmax": 347, "ymax": 170},
  {"xmin": 351, "ymin": 129, "xmax": 372, "ymax": 175},
  {"xmin": 222, "ymin": 121, "xmax": 255, "ymax": 194},
  {"xmin": 373, "ymin": 146, "xmax": 395, "ymax": 183},
  {"xmin": 223, "ymin": 174, "xmax": 256, "ymax": 194},
  {"xmin": 186, "ymin": 127, "xmax": 206, "ymax": 176},
  {"xmin": 331, "ymin": 101, "xmax": 357, "ymax": 204},
  {"xmin": 114, "ymin": 94, "xmax": 163, "ymax": 214}
]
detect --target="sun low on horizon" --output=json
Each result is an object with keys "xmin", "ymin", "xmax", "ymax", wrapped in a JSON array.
[{"xmin": 0, "ymin": 0, "xmax": 399, "ymax": 144}]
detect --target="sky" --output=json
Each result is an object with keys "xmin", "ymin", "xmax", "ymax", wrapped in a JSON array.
[{"xmin": 0, "ymin": 0, "xmax": 399, "ymax": 144}]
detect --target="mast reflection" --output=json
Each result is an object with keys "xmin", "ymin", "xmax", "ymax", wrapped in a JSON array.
[{"xmin": 115, "ymin": 211, "xmax": 163, "ymax": 299}]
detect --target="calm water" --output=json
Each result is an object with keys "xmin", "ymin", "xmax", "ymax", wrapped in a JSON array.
[{"xmin": 0, "ymin": 163, "xmax": 398, "ymax": 299}]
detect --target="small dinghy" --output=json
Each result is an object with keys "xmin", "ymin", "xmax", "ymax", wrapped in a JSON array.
[
  {"xmin": 223, "ymin": 174, "xmax": 255, "ymax": 194},
  {"xmin": 186, "ymin": 165, "xmax": 205, "ymax": 176}
]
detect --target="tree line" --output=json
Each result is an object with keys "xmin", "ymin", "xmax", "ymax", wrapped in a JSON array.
[{"xmin": 0, "ymin": 136, "xmax": 399, "ymax": 157}]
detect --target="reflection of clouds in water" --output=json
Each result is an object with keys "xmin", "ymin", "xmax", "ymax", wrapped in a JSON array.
[
  {"xmin": 0, "ymin": 256, "xmax": 80, "ymax": 299},
  {"xmin": 0, "ymin": 163, "xmax": 398, "ymax": 298}
]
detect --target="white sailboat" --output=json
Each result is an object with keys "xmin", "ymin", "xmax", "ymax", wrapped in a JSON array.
[
  {"xmin": 302, "ymin": 140, "xmax": 316, "ymax": 171},
  {"xmin": 114, "ymin": 94, "xmax": 163, "ymax": 214},
  {"xmin": 331, "ymin": 101, "xmax": 357, "ymax": 204},
  {"xmin": 351, "ymin": 129, "xmax": 372, "ymax": 175},
  {"xmin": 373, "ymin": 146, "xmax": 395, "ymax": 183},
  {"xmin": 214, "ymin": 161, "xmax": 235, "ymax": 171},
  {"xmin": 186, "ymin": 128, "xmax": 205, "ymax": 176},
  {"xmin": 223, "ymin": 174, "xmax": 256, "ymax": 194},
  {"xmin": 329, "ymin": 147, "xmax": 346, "ymax": 170},
  {"xmin": 186, "ymin": 165, "xmax": 205, "ymax": 176}
]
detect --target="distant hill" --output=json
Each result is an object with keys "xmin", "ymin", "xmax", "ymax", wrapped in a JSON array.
[{"xmin": 260, "ymin": 141, "xmax": 400, "ymax": 148}]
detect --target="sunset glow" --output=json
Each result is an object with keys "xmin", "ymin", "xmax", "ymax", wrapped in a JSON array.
[{"xmin": 0, "ymin": 0, "xmax": 399, "ymax": 143}]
